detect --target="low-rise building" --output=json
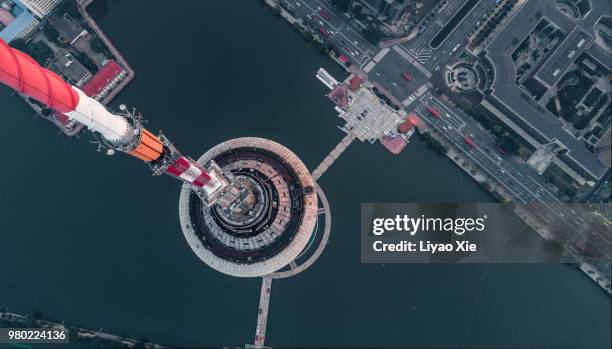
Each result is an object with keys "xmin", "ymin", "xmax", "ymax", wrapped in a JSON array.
[
  {"xmin": 52, "ymin": 14, "xmax": 89, "ymax": 45},
  {"xmin": 19, "ymin": 0, "xmax": 60, "ymax": 19},
  {"xmin": 483, "ymin": 0, "xmax": 610, "ymax": 185},
  {"xmin": 0, "ymin": 0, "xmax": 40, "ymax": 42},
  {"xmin": 52, "ymin": 48, "xmax": 92, "ymax": 86}
]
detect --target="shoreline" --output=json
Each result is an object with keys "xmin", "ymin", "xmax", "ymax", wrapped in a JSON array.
[
  {"xmin": 18, "ymin": 0, "xmax": 136, "ymax": 137},
  {"xmin": 265, "ymin": 0, "xmax": 610, "ymax": 296},
  {"xmin": 0, "ymin": 310, "xmax": 167, "ymax": 348},
  {"xmin": 78, "ymin": 0, "xmax": 135, "ymax": 106}
]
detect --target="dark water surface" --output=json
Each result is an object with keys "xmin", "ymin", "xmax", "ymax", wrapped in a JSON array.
[{"xmin": 0, "ymin": 1, "xmax": 609, "ymax": 347}]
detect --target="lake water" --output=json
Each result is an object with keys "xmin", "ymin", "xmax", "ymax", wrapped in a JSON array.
[{"xmin": 0, "ymin": 0, "xmax": 609, "ymax": 347}]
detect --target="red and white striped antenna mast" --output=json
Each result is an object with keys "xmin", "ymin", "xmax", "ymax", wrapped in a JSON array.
[{"xmin": 0, "ymin": 38, "xmax": 239, "ymax": 206}]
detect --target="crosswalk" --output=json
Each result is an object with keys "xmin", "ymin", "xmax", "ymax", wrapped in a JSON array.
[{"xmin": 408, "ymin": 47, "xmax": 433, "ymax": 65}]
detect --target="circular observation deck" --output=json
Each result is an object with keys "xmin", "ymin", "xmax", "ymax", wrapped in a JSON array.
[{"xmin": 179, "ymin": 137, "xmax": 318, "ymax": 277}]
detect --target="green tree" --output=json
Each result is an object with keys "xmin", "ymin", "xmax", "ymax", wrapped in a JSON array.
[
  {"xmin": 331, "ymin": 0, "xmax": 352, "ymax": 12},
  {"xmin": 10, "ymin": 38, "xmax": 27, "ymax": 51},
  {"xmin": 482, "ymin": 183, "xmax": 492, "ymax": 192},
  {"xmin": 90, "ymin": 37, "xmax": 106, "ymax": 54},
  {"xmin": 23, "ymin": 42, "xmax": 53, "ymax": 64},
  {"xmin": 362, "ymin": 27, "xmax": 384, "ymax": 45},
  {"xmin": 496, "ymin": 133, "xmax": 519, "ymax": 154},
  {"xmin": 518, "ymin": 146, "xmax": 531, "ymax": 158},
  {"xmin": 77, "ymin": 52, "xmax": 98, "ymax": 73},
  {"xmin": 56, "ymin": 0, "xmax": 80, "ymax": 18},
  {"xmin": 419, "ymin": 132, "xmax": 447, "ymax": 155},
  {"xmin": 562, "ymin": 186, "xmax": 576, "ymax": 199},
  {"xmin": 43, "ymin": 25, "xmax": 60, "ymax": 42}
]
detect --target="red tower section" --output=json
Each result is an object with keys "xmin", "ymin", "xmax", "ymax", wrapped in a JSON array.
[{"xmin": 0, "ymin": 40, "xmax": 79, "ymax": 113}]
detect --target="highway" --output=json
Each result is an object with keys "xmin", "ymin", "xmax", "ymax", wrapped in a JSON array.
[
  {"xmin": 280, "ymin": 0, "xmax": 376, "ymax": 67},
  {"xmin": 367, "ymin": 48, "xmax": 429, "ymax": 104},
  {"xmin": 412, "ymin": 93, "xmax": 562, "ymax": 205},
  {"xmin": 401, "ymin": 1, "xmax": 465, "ymax": 51},
  {"xmin": 400, "ymin": 0, "xmax": 498, "ymax": 71},
  {"xmin": 412, "ymin": 94, "xmax": 611, "ymax": 261},
  {"xmin": 276, "ymin": 0, "xmax": 609, "ymax": 261},
  {"xmin": 273, "ymin": 0, "xmax": 610, "ymax": 286}
]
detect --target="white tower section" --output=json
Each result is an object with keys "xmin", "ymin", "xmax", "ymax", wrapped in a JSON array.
[{"xmin": 68, "ymin": 88, "xmax": 133, "ymax": 143}]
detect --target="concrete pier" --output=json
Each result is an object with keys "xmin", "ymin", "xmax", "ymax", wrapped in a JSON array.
[
  {"xmin": 312, "ymin": 133, "xmax": 356, "ymax": 180},
  {"xmin": 252, "ymin": 184, "xmax": 332, "ymax": 347},
  {"xmin": 254, "ymin": 276, "xmax": 272, "ymax": 348}
]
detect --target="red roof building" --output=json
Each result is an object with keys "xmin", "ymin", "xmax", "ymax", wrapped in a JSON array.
[
  {"xmin": 52, "ymin": 60, "xmax": 123, "ymax": 129},
  {"xmin": 398, "ymin": 118, "xmax": 415, "ymax": 133},
  {"xmin": 349, "ymin": 75, "xmax": 361, "ymax": 91},
  {"xmin": 0, "ymin": 9, "xmax": 15, "ymax": 27},
  {"xmin": 81, "ymin": 60, "xmax": 123, "ymax": 98}
]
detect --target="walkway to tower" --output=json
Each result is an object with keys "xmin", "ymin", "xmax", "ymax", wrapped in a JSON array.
[
  {"xmin": 252, "ymin": 130, "xmax": 356, "ymax": 347},
  {"xmin": 253, "ymin": 183, "xmax": 331, "ymax": 348},
  {"xmin": 254, "ymin": 276, "xmax": 272, "ymax": 348},
  {"xmin": 311, "ymin": 133, "xmax": 356, "ymax": 180}
]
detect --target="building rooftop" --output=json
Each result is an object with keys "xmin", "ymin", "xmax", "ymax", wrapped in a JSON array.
[
  {"xmin": 0, "ymin": 8, "xmax": 15, "ymax": 27},
  {"xmin": 52, "ymin": 14, "xmax": 87, "ymax": 45},
  {"xmin": 81, "ymin": 59, "xmax": 122, "ymax": 98},
  {"xmin": 585, "ymin": 43, "xmax": 612, "ymax": 72},
  {"xmin": 0, "ymin": 3, "xmax": 36, "ymax": 42},
  {"xmin": 52, "ymin": 49, "xmax": 91, "ymax": 86},
  {"xmin": 485, "ymin": 0, "xmax": 608, "ymax": 180},
  {"xmin": 350, "ymin": 75, "xmax": 362, "ymax": 91}
]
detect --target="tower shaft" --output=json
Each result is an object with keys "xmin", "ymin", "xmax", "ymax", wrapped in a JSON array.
[{"xmin": 0, "ymin": 39, "xmax": 226, "ymax": 199}]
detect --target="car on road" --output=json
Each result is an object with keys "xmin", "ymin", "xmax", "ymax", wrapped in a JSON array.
[
  {"xmin": 402, "ymin": 72, "xmax": 413, "ymax": 81},
  {"xmin": 464, "ymin": 136, "xmax": 476, "ymax": 148},
  {"xmin": 426, "ymin": 105, "xmax": 441, "ymax": 118}
]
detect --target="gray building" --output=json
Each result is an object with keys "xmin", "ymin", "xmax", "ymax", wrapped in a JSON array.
[
  {"xmin": 483, "ymin": 0, "xmax": 610, "ymax": 185},
  {"xmin": 355, "ymin": 0, "xmax": 410, "ymax": 22},
  {"xmin": 51, "ymin": 48, "xmax": 92, "ymax": 86}
]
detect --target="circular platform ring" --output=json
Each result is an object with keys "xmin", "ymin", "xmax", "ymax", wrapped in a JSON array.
[{"xmin": 179, "ymin": 137, "xmax": 318, "ymax": 278}]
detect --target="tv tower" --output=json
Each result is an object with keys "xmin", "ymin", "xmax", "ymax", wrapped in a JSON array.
[{"xmin": 0, "ymin": 39, "xmax": 319, "ymax": 278}]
